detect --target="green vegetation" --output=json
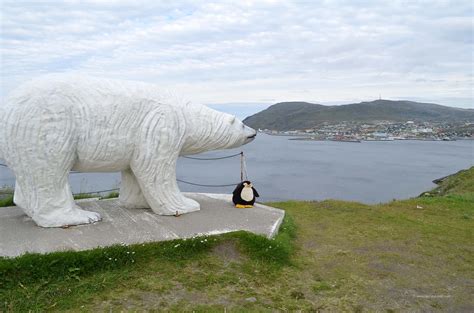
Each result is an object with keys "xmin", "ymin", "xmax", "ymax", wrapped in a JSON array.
[
  {"xmin": 243, "ymin": 99, "xmax": 474, "ymax": 130},
  {"xmin": 0, "ymin": 186, "xmax": 14, "ymax": 207},
  {"xmin": 71, "ymin": 193, "xmax": 99, "ymax": 200},
  {"xmin": 428, "ymin": 166, "xmax": 474, "ymax": 196},
  {"xmin": 0, "ymin": 191, "xmax": 119, "ymax": 207},
  {"xmin": 0, "ymin": 195, "xmax": 14, "ymax": 207},
  {"xmin": 73, "ymin": 191, "xmax": 120, "ymax": 201},
  {"xmin": 0, "ymin": 168, "xmax": 473, "ymax": 311},
  {"xmin": 0, "ymin": 215, "xmax": 295, "ymax": 312},
  {"xmin": 100, "ymin": 191, "xmax": 120, "ymax": 199}
]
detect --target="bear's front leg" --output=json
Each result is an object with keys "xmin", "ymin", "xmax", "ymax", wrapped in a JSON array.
[
  {"xmin": 131, "ymin": 153, "xmax": 200, "ymax": 215},
  {"xmin": 14, "ymin": 181, "xmax": 33, "ymax": 217},
  {"xmin": 130, "ymin": 108, "xmax": 200, "ymax": 216}
]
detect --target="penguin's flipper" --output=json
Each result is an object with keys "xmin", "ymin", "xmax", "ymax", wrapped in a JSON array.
[
  {"xmin": 252, "ymin": 187, "xmax": 260, "ymax": 197},
  {"xmin": 233, "ymin": 183, "xmax": 243, "ymax": 196}
]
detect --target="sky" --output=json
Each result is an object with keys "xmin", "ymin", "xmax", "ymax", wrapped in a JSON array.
[{"xmin": 1, "ymin": 0, "xmax": 473, "ymax": 118}]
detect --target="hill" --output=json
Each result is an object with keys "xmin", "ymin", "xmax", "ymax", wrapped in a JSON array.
[
  {"xmin": 428, "ymin": 167, "xmax": 474, "ymax": 196},
  {"xmin": 1, "ymin": 167, "xmax": 473, "ymax": 311},
  {"xmin": 243, "ymin": 100, "xmax": 474, "ymax": 131}
]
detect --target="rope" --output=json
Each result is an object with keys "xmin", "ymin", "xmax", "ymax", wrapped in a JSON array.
[
  {"xmin": 73, "ymin": 188, "xmax": 120, "ymax": 195},
  {"xmin": 177, "ymin": 179, "xmax": 238, "ymax": 187},
  {"xmin": 0, "ymin": 189, "xmax": 120, "ymax": 196},
  {"xmin": 181, "ymin": 152, "xmax": 242, "ymax": 160},
  {"xmin": 1, "ymin": 182, "xmax": 237, "ymax": 194},
  {"xmin": 0, "ymin": 149, "xmax": 248, "ymax": 192}
]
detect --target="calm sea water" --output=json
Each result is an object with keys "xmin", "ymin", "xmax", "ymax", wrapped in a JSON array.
[{"xmin": 1, "ymin": 134, "xmax": 472, "ymax": 203}]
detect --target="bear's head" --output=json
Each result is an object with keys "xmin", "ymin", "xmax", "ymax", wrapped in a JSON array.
[{"xmin": 181, "ymin": 104, "xmax": 257, "ymax": 155}]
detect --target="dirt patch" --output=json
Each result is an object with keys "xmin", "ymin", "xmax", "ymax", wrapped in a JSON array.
[
  {"xmin": 302, "ymin": 240, "xmax": 319, "ymax": 249},
  {"xmin": 368, "ymin": 261, "xmax": 413, "ymax": 277},
  {"xmin": 98, "ymin": 286, "xmax": 208, "ymax": 310},
  {"xmin": 211, "ymin": 241, "xmax": 246, "ymax": 265}
]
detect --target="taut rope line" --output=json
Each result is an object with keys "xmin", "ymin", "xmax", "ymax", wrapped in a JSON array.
[
  {"xmin": 0, "ymin": 151, "xmax": 248, "ymax": 192},
  {"xmin": 181, "ymin": 152, "xmax": 242, "ymax": 160}
]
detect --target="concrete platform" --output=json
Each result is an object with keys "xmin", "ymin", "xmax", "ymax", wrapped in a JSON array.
[{"xmin": 0, "ymin": 193, "xmax": 285, "ymax": 258}]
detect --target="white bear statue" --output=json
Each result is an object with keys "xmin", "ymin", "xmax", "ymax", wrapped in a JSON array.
[{"xmin": 0, "ymin": 75, "xmax": 257, "ymax": 227}]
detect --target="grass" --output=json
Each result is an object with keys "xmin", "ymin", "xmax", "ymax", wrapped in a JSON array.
[
  {"xmin": 73, "ymin": 191, "xmax": 119, "ymax": 200},
  {"xmin": 0, "ymin": 215, "xmax": 296, "ymax": 311},
  {"xmin": 100, "ymin": 191, "xmax": 120, "ymax": 199},
  {"xmin": 0, "ymin": 167, "xmax": 473, "ymax": 311},
  {"xmin": 0, "ymin": 191, "xmax": 119, "ymax": 207},
  {"xmin": 426, "ymin": 166, "xmax": 474, "ymax": 196},
  {"xmin": 0, "ymin": 186, "xmax": 14, "ymax": 207},
  {"xmin": 0, "ymin": 195, "xmax": 14, "ymax": 207}
]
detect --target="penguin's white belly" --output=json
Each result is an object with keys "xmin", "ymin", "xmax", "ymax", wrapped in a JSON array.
[{"xmin": 241, "ymin": 188, "xmax": 254, "ymax": 202}]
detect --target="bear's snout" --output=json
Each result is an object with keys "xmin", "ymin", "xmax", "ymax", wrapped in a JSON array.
[{"xmin": 243, "ymin": 126, "xmax": 257, "ymax": 144}]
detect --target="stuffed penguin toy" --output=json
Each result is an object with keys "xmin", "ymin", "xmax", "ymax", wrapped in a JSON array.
[{"xmin": 232, "ymin": 181, "xmax": 259, "ymax": 208}]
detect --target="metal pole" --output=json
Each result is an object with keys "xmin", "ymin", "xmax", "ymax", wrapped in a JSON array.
[{"xmin": 240, "ymin": 151, "xmax": 243, "ymax": 181}]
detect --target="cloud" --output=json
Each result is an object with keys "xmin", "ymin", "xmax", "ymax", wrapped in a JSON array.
[{"xmin": 1, "ymin": 0, "xmax": 472, "ymax": 109}]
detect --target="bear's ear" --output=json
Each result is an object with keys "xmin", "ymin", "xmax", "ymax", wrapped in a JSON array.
[{"xmin": 230, "ymin": 116, "xmax": 236, "ymax": 124}]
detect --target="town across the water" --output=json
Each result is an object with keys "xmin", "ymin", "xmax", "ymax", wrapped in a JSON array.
[{"xmin": 260, "ymin": 121, "xmax": 473, "ymax": 142}]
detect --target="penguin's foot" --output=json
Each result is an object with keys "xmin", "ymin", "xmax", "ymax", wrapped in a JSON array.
[{"xmin": 235, "ymin": 204, "xmax": 253, "ymax": 208}]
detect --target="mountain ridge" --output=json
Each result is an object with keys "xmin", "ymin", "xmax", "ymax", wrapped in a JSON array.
[{"xmin": 242, "ymin": 99, "xmax": 474, "ymax": 131}]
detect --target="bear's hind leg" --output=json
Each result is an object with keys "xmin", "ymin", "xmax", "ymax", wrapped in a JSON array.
[
  {"xmin": 119, "ymin": 168, "xmax": 150, "ymax": 209},
  {"xmin": 31, "ymin": 174, "xmax": 102, "ymax": 228},
  {"xmin": 6, "ymin": 96, "xmax": 101, "ymax": 227},
  {"xmin": 12, "ymin": 162, "xmax": 102, "ymax": 227}
]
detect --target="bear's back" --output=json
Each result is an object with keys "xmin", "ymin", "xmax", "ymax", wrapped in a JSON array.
[{"xmin": 6, "ymin": 75, "xmax": 180, "ymax": 109}]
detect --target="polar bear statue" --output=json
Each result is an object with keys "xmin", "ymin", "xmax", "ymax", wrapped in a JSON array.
[{"xmin": 0, "ymin": 75, "xmax": 257, "ymax": 227}]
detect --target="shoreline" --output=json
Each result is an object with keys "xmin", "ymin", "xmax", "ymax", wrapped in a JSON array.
[{"xmin": 285, "ymin": 136, "xmax": 470, "ymax": 142}]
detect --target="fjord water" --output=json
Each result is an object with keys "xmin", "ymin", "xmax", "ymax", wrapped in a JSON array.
[{"xmin": 0, "ymin": 134, "xmax": 472, "ymax": 204}]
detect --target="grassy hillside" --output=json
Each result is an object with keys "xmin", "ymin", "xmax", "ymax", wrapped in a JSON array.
[
  {"xmin": 243, "ymin": 100, "xmax": 474, "ymax": 130},
  {"xmin": 1, "ymin": 168, "xmax": 473, "ymax": 311},
  {"xmin": 429, "ymin": 167, "xmax": 474, "ymax": 196}
]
